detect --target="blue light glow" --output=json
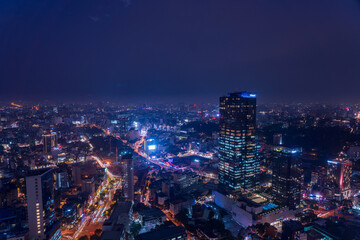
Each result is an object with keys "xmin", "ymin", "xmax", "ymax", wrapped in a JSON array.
[
  {"xmin": 263, "ymin": 203, "xmax": 278, "ymax": 210},
  {"xmin": 240, "ymin": 92, "xmax": 257, "ymax": 98}
]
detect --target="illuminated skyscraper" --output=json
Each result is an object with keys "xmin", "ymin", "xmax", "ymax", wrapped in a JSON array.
[
  {"xmin": 42, "ymin": 132, "xmax": 57, "ymax": 154},
  {"xmin": 218, "ymin": 92, "xmax": 260, "ymax": 191},
  {"xmin": 272, "ymin": 147, "xmax": 303, "ymax": 210},
  {"xmin": 26, "ymin": 168, "xmax": 61, "ymax": 240},
  {"xmin": 326, "ymin": 158, "xmax": 352, "ymax": 200}
]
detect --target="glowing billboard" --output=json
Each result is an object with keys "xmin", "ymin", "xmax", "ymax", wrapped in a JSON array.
[{"xmin": 148, "ymin": 145, "xmax": 156, "ymax": 150}]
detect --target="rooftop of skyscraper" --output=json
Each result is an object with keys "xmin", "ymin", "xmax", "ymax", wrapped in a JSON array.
[{"xmin": 27, "ymin": 167, "xmax": 53, "ymax": 177}]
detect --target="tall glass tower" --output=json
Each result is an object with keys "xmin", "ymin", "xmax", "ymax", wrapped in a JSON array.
[
  {"xmin": 272, "ymin": 147, "xmax": 303, "ymax": 210},
  {"xmin": 218, "ymin": 92, "xmax": 260, "ymax": 191},
  {"xmin": 326, "ymin": 158, "xmax": 352, "ymax": 200}
]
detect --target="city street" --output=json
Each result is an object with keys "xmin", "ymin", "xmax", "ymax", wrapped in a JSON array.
[{"xmin": 61, "ymin": 159, "xmax": 121, "ymax": 240}]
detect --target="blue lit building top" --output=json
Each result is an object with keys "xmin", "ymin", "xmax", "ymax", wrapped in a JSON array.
[
  {"xmin": 227, "ymin": 91, "xmax": 257, "ymax": 98},
  {"xmin": 240, "ymin": 92, "xmax": 257, "ymax": 98},
  {"xmin": 262, "ymin": 202, "xmax": 278, "ymax": 211}
]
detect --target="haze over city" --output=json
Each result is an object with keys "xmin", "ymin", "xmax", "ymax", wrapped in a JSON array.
[{"xmin": 1, "ymin": 0, "xmax": 360, "ymax": 103}]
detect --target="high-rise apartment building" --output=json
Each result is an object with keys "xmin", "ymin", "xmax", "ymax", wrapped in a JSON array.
[
  {"xmin": 42, "ymin": 132, "xmax": 57, "ymax": 154},
  {"xmin": 218, "ymin": 92, "xmax": 260, "ymax": 191},
  {"xmin": 81, "ymin": 176, "xmax": 96, "ymax": 195},
  {"xmin": 326, "ymin": 158, "xmax": 352, "ymax": 200},
  {"xmin": 26, "ymin": 168, "xmax": 61, "ymax": 240},
  {"xmin": 71, "ymin": 164, "xmax": 83, "ymax": 186},
  {"xmin": 120, "ymin": 153, "xmax": 134, "ymax": 202},
  {"xmin": 272, "ymin": 147, "xmax": 303, "ymax": 210}
]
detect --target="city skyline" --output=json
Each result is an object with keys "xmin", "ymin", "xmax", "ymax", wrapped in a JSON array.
[
  {"xmin": 1, "ymin": 96, "xmax": 360, "ymax": 240},
  {"xmin": 2, "ymin": 1, "xmax": 360, "ymax": 240}
]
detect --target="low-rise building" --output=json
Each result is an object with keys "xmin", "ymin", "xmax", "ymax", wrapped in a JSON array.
[
  {"xmin": 137, "ymin": 207, "xmax": 166, "ymax": 232},
  {"xmin": 213, "ymin": 191, "xmax": 295, "ymax": 228},
  {"xmin": 101, "ymin": 201, "xmax": 132, "ymax": 240},
  {"xmin": 169, "ymin": 195, "xmax": 195, "ymax": 215}
]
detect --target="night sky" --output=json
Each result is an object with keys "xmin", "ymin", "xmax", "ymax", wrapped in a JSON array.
[{"xmin": 1, "ymin": 0, "xmax": 360, "ymax": 103}]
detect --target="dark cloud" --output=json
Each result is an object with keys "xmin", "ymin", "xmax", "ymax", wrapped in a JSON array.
[{"xmin": 0, "ymin": 0, "xmax": 359, "ymax": 103}]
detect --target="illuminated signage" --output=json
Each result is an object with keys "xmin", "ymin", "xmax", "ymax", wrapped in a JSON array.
[
  {"xmin": 148, "ymin": 145, "xmax": 156, "ymax": 150},
  {"xmin": 240, "ymin": 92, "xmax": 257, "ymax": 98}
]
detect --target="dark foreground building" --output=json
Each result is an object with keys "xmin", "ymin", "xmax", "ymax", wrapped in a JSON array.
[{"xmin": 135, "ymin": 226, "xmax": 187, "ymax": 240}]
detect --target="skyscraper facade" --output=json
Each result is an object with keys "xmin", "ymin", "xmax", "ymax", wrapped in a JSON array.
[
  {"xmin": 326, "ymin": 158, "xmax": 352, "ymax": 200},
  {"xmin": 42, "ymin": 132, "xmax": 57, "ymax": 154},
  {"xmin": 218, "ymin": 92, "xmax": 260, "ymax": 191},
  {"xmin": 26, "ymin": 168, "xmax": 61, "ymax": 240},
  {"xmin": 120, "ymin": 153, "xmax": 134, "ymax": 202},
  {"xmin": 272, "ymin": 147, "xmax": 303, "ymax": 210}
]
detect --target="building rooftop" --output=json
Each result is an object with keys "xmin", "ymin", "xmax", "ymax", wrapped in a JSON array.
[
  {"xmin": 107, "ymin": 201, "xmax": 132, "ymax": 227},
  {"xmin": 169, "ymin": 195, "xmax": 193, "ymax": 205},
  {"xmin": 138, "ymin": 207, "xmax": 165, "ymax": 221},
  {"xmin": 226, "ymin": 92, "xmax": 257, "ymax": 98},
  {"xmin": 27, "ymin": 167, "xmax": 53, "ymax": 177},
  {"xmin": 262, "ymin": 202, "xmax": 278, "ymax": 211},
  {"xmin": 135, "ymin": 226, "xmax": 186, "ymax": 240},
  {"xmin": 237, "ymin": 196, "xmax": 262, "ymax": 208},
  {"xmin": 100, "ymin": 228, "xmax": 124, "ymax": 240},
  {"xmin": 247, "ymin": 193, "xmax": 268, "ymax": 204},
  {"xmin": 327, "ymin": 158, "xmax": 352, "ymax": 165}
]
